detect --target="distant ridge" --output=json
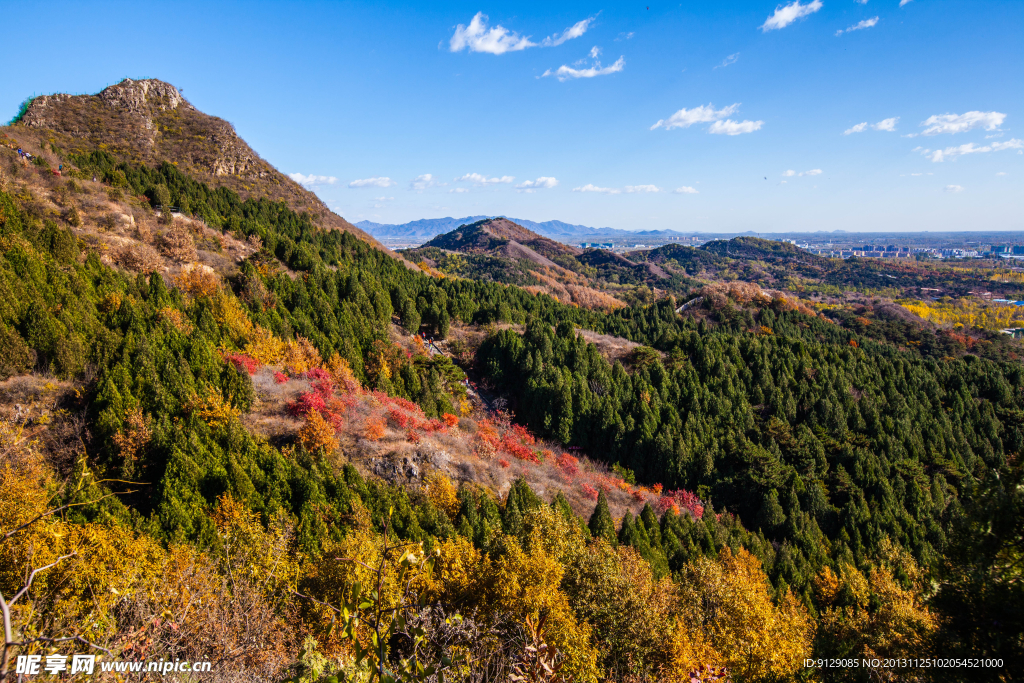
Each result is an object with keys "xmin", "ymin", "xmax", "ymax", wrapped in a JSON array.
[{"xmin": 356, "ymin": 216, "xmax": 698, "ymax": 244}]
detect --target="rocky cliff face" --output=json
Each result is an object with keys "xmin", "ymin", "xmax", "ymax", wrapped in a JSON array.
[{"xmin": 11, "ymin": 78, "xmax": 381, "ymax": 247}]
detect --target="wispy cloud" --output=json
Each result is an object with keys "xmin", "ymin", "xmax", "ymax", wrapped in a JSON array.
[
  {"xmin": 783, "ymin": 170, "xmax": 797, "ymax": 177},
  {"xmin": 873, "ymin": 117, "xmax": 899, "ymax": 131},
  {"xmin": 456, "ymin": 172, "xmax": 515, "ymax": 186},
  {"xmin": 714, "ymin": 53, "xmax": 740, "ymax": 69},
  {"xmin": 836, "ymin": 16, "xmax": 878, "ymax": 36},
  {"xmin": 516, "ymin": 177, "xmax": 559, "ymax": 192},
  {"xmin": 802, "ymin": 169, "xmax": 823, "ymax": 176},
  {"xmin": 615, "ymin": 31, "xmax": 634, "ymax": 41},
  {"xmin": 541, "ymin": 16, "xmax": 596, "ymax": 47},
  {"xmin": 843, "ymin": 117, "xmax": 898, "ymax": 134},
  {"xmin": 900, "ymin": 0, "xmax": 913, "ymax": 6},
  {"xmin": 450, "ymin": 12, "xmax": 593, "ymax": 54},
  {"xmin": 573, "ymin": 184, "xmax": 620, "ymax": 194},
  {"xmin": 922, "ymin": 139, "xmax": 1024, "ymax": 162},
  {"xmin": 783, "ymin": 169, "xmax": 822, "ymax": 176},
  {"xmin": 449, "ymin": 187, "xmax": 470, "ymax": 194},
  {"xmin": 760, "ymin": 0, "xmax": 824, "ymax": 32},
  {"xmin": 708, "ymin": 119, "xmax": 764, "ymax": 135},
  {"xmin": 921, "ymin": 111, "xmax": 1006, "ymax": 136},
  {"xmin": 349, "ymin": 177, "xmax": 395, "ymax": 188},
  {"xmin": 651, "ymin": 103, "xmax": 739, "ymax": 130},
  {"xmin": 572, "ymin": 183, "xmax": 664, "ymax": 194},
  {"xmin": 290, "ymin": 173, "xmax": 337, "ymax": 187},
  {"xmin": 410, "ymin": 174, "xmax": 446, "ymax": 191},
  {"xmin": 542, "ymin": 55, "xmax": 624, "ymax": 81},
  {"xmin": 674, "ymin": 186, "xmax": 699, "ymax": 194},
  {"xmin": 944, "ymin": 185, "xmax": 963, "ymax": 193}
]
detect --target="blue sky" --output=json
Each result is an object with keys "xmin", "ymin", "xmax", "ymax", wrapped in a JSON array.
[{"xmin": 2, "ymin": 0, "xmax": 1021, "ymax": 232}]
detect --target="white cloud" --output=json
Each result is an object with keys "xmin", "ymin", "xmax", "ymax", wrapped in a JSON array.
[
  {"xmin": 714, "ymin": 53, "xmax": 740, "ymax": 69},
  {"xmin": 872, "ymin": 117, "xmax": 899, "ymax": 131},
  {"xmin": 449, "ymin": 187, "xmax": 470, "ymax": 194},
  {"xmin": 708, "ymin": 119, "xmax": 764, "ymax": 135},
  {"xmin": 783, "ymin": 170, "xmax": 797, "ymax": 176},
  {"xmin": 290, "ymin": 173, "xmax": 338, "ymax": 187},
  {"xmin": 651, "ymin": 103, "xmax": 739, "ymax": 131},
  {"xmin": 674, "ymin": 186, "xmax": 700, "ymax": 194},
  {"xmin": 855, "ymin": 0, "xmax": 868, "ymax": 4},
  {"xmin": 541, "ymin": 16, "xmax": 596, "ymax": 47},
  {"xmin": 843, "ymin": 122, "xmax": 868, "ymax": 135},
  {"xmin": 589, "ymin": 46, "xmax": 601, "ymax": 59},
  {"xmin": 516, "ymin": 177, "xmax": 559, "ymax": 191},
  {"xmin": 573, "ymin": 184, "xmax": 620, "ymax": 194},
  {"xmin": 801, "ymin": 169, "xmax": 823, "ymax": 176},
  {"xmin": 760, "ymin": 0, "xmax": 824, "ymax": 32},
  {"xmin": 450, "ymin": 13, "xmax": 534, "ymax": 54},
  {"xmin": 542, "ymin": 55, "xmax": 625, "ymax": 81},
  {"xmin": 996, "ymin": 171, "xmax": 1007, "ymax": 176},
  {"xmin": 410, "ymin": 173, "xmax": 446, "ymax": 190},
  {"xmin": 836, "ymin": 16, "xmax": 878, "ymax": 35},
  {"xmin": 349, "ymin": 177, "xmax": 395, "ymax": 188},
  {"xmin": 944, "ymin": 185, "xmax": 963, "ymax": 193},
  {"xmin": 456, "ymin": 172, "xmax": 515, "ymax": 186},
  {"xmin": 450, "ymin": 13, "xmax": 594, "ymax": 54},
  {"xmin": 373, "ymin": 196, "xmax": 394, "ymax": 201},
  {"xmin": 924, "ymin": 138, "xmax": 1024, "ymax": 162},
  {"xmin": 920, "ymin": 111, "xmax": 1006, "ymax": 136},
  {"xmin": 572, "ymin": 183, "xmax": 667, "ymax": 194},
  {"xmin": 900, "ymin": 0, "xmax": 912, "ymax": 6},
  {"xmin": 615, "ymin": 32, "xmax": 634, "ymax": 41}
]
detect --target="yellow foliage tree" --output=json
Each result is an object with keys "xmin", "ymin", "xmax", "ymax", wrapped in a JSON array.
[
  {"xmin": 814, "ymin": 538, "xmax": 936, "ymax": 670},
  {"xmin": 174, "ymin": 263, "xmax": 219, "ymax": 298},
  {"xmin": 423, "ymin": 473, "xmax": 461, "ymax": 521},
  {"xmin": 245, "ymin": 325, "xmax": 288, "ymax": 365},
  {"xmin": 187, "ymin": 388, "xmax": 240, "ymax": 428},
  {"xmin": 326, "ymin": 352, "xmax": 361, "ymax": 392},
  {"xmin": 298, "ymin": 410, "xmax": 339, "ymax": 453},
  {"xmin": 284, "ymin": 336, "xmax": 322, "ymax": 375},
  {"xmin": 0, "ymin": 465, "xmax": 164, "ymax": 659},
  {"xmin": 675, "ymin": 548, "xmax": 812, "ymax": 682}
]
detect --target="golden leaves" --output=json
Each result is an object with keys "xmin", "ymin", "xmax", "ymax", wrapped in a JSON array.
[{"xmin": 298, "ymin": 410, "xmax": 339, "ymax": 453}]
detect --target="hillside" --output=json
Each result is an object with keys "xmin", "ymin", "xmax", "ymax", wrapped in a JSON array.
[
  {"xmin": 423, "ymin": 217, "xmax": 580, "ymax": 259},
  {"xmin": 406, "ymin": 218, "xmax": 626, "ymax": 310}
]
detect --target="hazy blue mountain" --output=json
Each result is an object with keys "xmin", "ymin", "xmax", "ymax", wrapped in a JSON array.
[{"xmin": 355, "ymin": 216, "xmax": 698, "ymax": 243}]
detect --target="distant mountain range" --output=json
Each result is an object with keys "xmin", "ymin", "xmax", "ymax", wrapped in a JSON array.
[{"xmin": 355, "ymin": 216, "xmax": 701, "ymax": 243}]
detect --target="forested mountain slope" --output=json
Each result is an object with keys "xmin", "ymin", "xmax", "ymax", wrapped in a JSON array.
[{"xmin": 0, "ymin": 81, "xmax": 1021, "ymax": 683}]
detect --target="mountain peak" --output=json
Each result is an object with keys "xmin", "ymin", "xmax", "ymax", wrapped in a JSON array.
[{"xmin": 8, "ymin": 78, "xmax": 383, "ymax": 249}]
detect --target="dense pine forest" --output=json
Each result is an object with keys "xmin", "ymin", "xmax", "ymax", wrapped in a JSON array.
[{"xmin": 1, "ymin": 95, "xmax": 1022, "ymax": 683}]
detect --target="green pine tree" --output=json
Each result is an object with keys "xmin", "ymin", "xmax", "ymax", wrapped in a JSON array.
[{"xmin": 588, "ymin": 489, "xmax": 616, "ymax": 544}]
